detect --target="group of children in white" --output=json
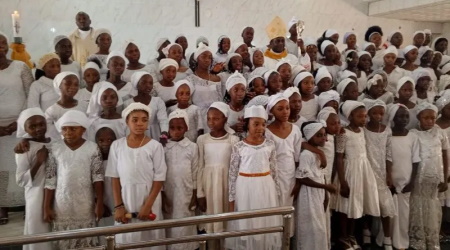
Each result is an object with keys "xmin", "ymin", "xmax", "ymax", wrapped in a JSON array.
[{"xmin": 3, "ymin": 12, "xmax": 450, "ymax": 250}]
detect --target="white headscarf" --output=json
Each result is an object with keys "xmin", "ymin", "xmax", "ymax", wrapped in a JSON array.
[
  {"xmin": 194, "ymin": 42, "xmax": 213, "ymax": 61},
  {"xmin": 343, "ymin": 32, "xmax": 356, "ymax": 44},
  {"xmin": 208, "ymin": 102, "xmax": 235, "ymax": 134},
  {"xmin": 341, "ymin": 100, "xmax": 365, "ymax": 119},
  {"xmin": 362, "ymin": 98, "xmax": 386, "ymax": 111},
  {"xmin": 385, "ymin": 103, "xmax": 408, "ymax": 127},
  {"xmin": 362, "ymin": 42, "xmax": 375, "ymax": 51},
  {"xmin": 226, "ymin": 71, "xmax": 247, "ymax": 92},
  {"xmin": 196, "ymin": 36, "xmax": 209, "ymax": 47},
  {"xmin": 403, "ymin": 45, "xmax": 418, "ymax": 56},
  {"xmin": 290, "ymin": 65, "xmax": 306, "ymax": 83},
  {"xmin": 267, "ymin": 93, "xmax": 289, "ymax": 114},
  {"xmin": 418, "ymin": 46, "xmax": 432, "ymax": 60},
  {"xmin": 293, "ymin": 71, "xmax": 313, "ymax": 88},
  {"xmin": 396, "ymin": 76, "xmax": 415, "ymax": 93},
  {"xmin": 249, "ymin": 48, "xmax": 263, "ymax": 65},
  {"xmin": 317, "ymin": 106, "xmax": 337, "ymax": 122},
  {"xmin": 156, "ymin": 37, "xmax": 169, "ymax": 51},
  {"xmin": 94, "ymin": 28, "xmax": 111, "ymax": 41},
  {"xmin": 366, "ymin": 74, "xmax": 383, "ymax": 90},
  {"xmin": 82, "ymin": 62, "xmax": 100, "ymax": 76},
  {"xmin": 245, "ymin": 95, "xmax": 269, "ymax": 108},
  {"xmin": 435, "ymin": 90, "xmax": 450, "ymax": 111},
  {"xmin": 131, "ymin": 71, "xmax": 152, "ymax": 89},
  {"xmin": 413, "ymin": 30, "xmax": 425, "ymax": 38},
  {"xmin": 56, "ymin": 110, "xmax": 90, "ymax": 132},
  {"xmin": 87, "ymin": 81, "xmax": 122, "ymax": 117},
  {"xmin": 168, "ymin": 109, "xmax": 190, "ymax": 130},
  {"xmin": 244, "ymin": 105, "xmax": 268, "ymax": 120},
  {"xmin": 318, "ymin": 90, "xmax": 340, "ymax": 109},
  {"xmin": 276, "ymin": 60, "xmax": 291, "ymax": 70},
  {"xmin": 383, "ymin": 46, "xmax": 398, "ymax": 57},
  {"xmin": 287, "ymin": 16, "xmax": 298, "ymax": 30},
  {"xmin": 320, "ymin": 40, "xmax": 335, "ymax": 55},
  {"xmin": 432, "ymin": 37, "xmax": 447, "ymax": 51},
  {"xmin": 325, "ymin": 29, "xmax": 338, "ymax": 38},
  {"xmin": 357, "ymin": 51, "xmax": 371, "ymax": 58},
  {"xmin": 387, "ymin": 30, "xmax": 402, "ymax": 42},
  {"xmin": 106, "ymin": 51, "xmax": 129, "ymax": 66},
  {"xmin": 338, "ymin": 70, "xmax": 357, "ymax": 83},
  {"xmin": 162, "ymin": 43, "xmax": 183, "ymax": 57},
  {"xmin": 225, "ymin": 53, "xmax": 242, "ymax": 70},
  {"xmin": 53, "ymin": 35, "xmax": 69, "ymax": 48},
  {"xmin": 173, "ymin": 79, "xmax": 194, "ymax": 98},
  {"xmin": 304, "ymin": 37, "xmax": 317, "ymax": 47},
  {"xmin": 441, "ymin": 63, "xmax": 450, "ymax": 75},
  {"xmin": 336, "ymin": 78, "xmax": 356, "ymax": 95},
  {"xmin": 283, "ymin": 87, "xmax": 301, "ymax": 99},
  {"xmin": 263, "ymin": 70, "xmax": 279, "ymax": 86},
  {"xmin": 16, "ymin": 108, "xmax": 45, "ymax": 138},
  {"xmin": 315, "ymin": 67, "xmax": 332, "ymax": 84},
  {"xmin": 303, "ymin": 121, "xmax": 326, "ymax": 141},
  {"xmin": 416, "ymin": 102, "xmax": 438, "ymax": 116},
  {"xmin": 412, "ymin": 68, "xmax": 431, "ymax": 84},
  {"xmin": 122, "ymin": 40, "xmax": 138, "ymax": 54},
  {"xmin": 159, "ymin": 58, "xmax": 179, "ymax": 71},
  {"xmin": 122, "ymin": 102, "xmax": 152, "ymax": 122},
  {"xmin": 53, "ymin": 72, "xmax": 79, "ymax": 96}
]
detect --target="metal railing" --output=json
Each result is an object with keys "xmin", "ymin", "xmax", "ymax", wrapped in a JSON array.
[{"xmin": 0, "ymin": 206, "xmax": 294, "ymax": 250}]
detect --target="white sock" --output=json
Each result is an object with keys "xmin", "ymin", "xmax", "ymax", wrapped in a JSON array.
[{"xmin": 383, "ymin": 237, "xmax": 392, "ymax": 245}]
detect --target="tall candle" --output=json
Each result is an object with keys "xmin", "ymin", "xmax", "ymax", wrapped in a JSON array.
[{"xmin": 11, "ymin": 11, "xmax": 20, "ymax": 38}]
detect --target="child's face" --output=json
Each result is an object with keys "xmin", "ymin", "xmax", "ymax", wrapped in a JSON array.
[
  {"xmin": 230, "ymin": 56, "xmax": 243, "ymax": 72},
  {"xmin": 349, "ymin": 107, "xmax": 367, "ymax": 127},
  {"xmin": 398, "ymin": 82, "xmax": 414, "ymax": 100},
  {"xmin": 24, "ymin": 115, "xmax": 47, "ymax": 140},
  {"xmin": 392, "ymin": 107, "xmax": 409, "ymax": 128},
  {"xmin": 416, "ymin": 76, "xmax": 431, "ymax": 91},
  {"xmin": 268, "ymin": 73, "xmax": 282, "ymax": 94},
  {"xmin": 108, "ymin": 57, "xmax": 125, "ymax": 76},
  {"xmin": 207, "ymin": 108, "xmax": 227, "ymax": 133},
  {"xmin": 326, "ymin": 114, "xmax": 341, "ymax": 135},
  {"xmin": 101, "ymin": 88, "xmax": 119, "ymax": 109},
  {"xmin": 347, "ymin": 52, "xmax": 359, "ymax": 68},
  {"xmin": 346, "ymin": 34, "xmax": 357, "ymax": 48},
  {"xmin": 96, "ymin": 129, "xmax": 116, "ymax": 157},
  {"xmin": 420, "ymin": 51, "xmax": 433, "ymax": 66},
  {"xmin": 431, "ymin": 53, "xmax": 442, "ymax": 69},
  {"xmin": 175, "ymin": 84, "xmax": 191, "ymax": 106},
  {"xmin": 55, "ymin": 39, "xmax": 73, "ymax": 59},
  {"xmin": 324, "ymin": 45, "xmax": 334, "ymax": 60},
  {"xmin": 137, "ymin": 75, "xmax": 154, "ymax": 95},
  {"xmin": 252, "ymin": 50, "xmax": 264, "ymax": 67},
  {"xmin": 368, "ymin": 106, "xmax": 385, "ymax": 123},
  {"xmin": 168, "ymin": 46, "xmax": 183, "ymax": 63},
  {"xmin": 252, "ymin": 78, "xmax": 266, "ymax": 96},
  {"xmin": 418, "ymin": 109, "xmax": 436, "ymax": 130},
  {"xmin": 390, "ymin": 32, "xmax": 403, "ymax": 47},
  {"xmin": 229, "ymin": 83, "xmax": 246, "ymax": 103},
  {"xmin": 369, "ymin": 33, "xmax": 382, "ymax": 48},
  {"xmin": 126, "ymin": 111, "xmax": 149, "ymax": 135},
  {"xmin": 169, "ymin": 118, "xmax": 188, "ymax": 141},
  {"xmin": 125, "ymin": 43, "xmax": 140, "ymax": 63},
  {"xmin": 161, "ymin": 66, "xmax": 177, "ymax": 82},
  {"xmin": 235, "ymin": 44, "xmax": 249, "ymax": 61},
  {"xmin": 197, "ymin": 51, "xmax": 212, "ymax": 70},
  {"xmin": 247, "ymin": 117, "xmax": 266, "ymax": 137},
  {"xmin": 43, "ymin": 59, "xmax": 61, "ymax": 79},
  {"xmin": 365, "ymin": 45, "xmax": 376, "ymax": 58},
  {"xmin": 83, "ymin": 69, "xmax": 100, "ymax": 88},
  {"xmin": 317, "ymin": 77, "xmax": 332, "ymax": 93},
  {"xmin": 289, "ymin": 93, "xmax": 302, "ymax": 116},
  {"xmin": 324, "ymin": 100, "xmax": 339, "ymax": 112},
  {"xmin": 358, "ymin": 54, "xmax": 372, "ymax": 71},
  {"xmin": 97, "ymin": 33, "xmax": 112, "ymax": 50},
  {"xmin": 60, "ymin": 75, "xmax": 79, "ymax": 98},
  {"xmin": 343, "ymin": 82, "xmax": 359, "ymax": 101},
  {"xmin": 383, "ymin": 53, "xmax": 396, "ymax": 66},
  {"xmin": 271, "ymin": 100, "xmax": 290, "ymax": 122},
  {"xmin": 309, "ymin": 128, "xmax": 327, "ymax": 147},
  {"xmin": 368, "ymin": 80, "xmax": 384, "ymax": 99},
  {"xmin": 278, "ymin": 64, "xmax": 292, "ymax": 83},
  {"xmin": 61, "ymin": 126, "xmax": 86, "ymax": 144},
  {"xmin": 442, "ymin": 104, "xmax": 450, "ymax": 120},
  {"xmin": 413, "ymin": 33, "xmax": 425, "ymax": 47},
  {"xmin": 220, "ymin": 38, "xmax": 231, "ymax": 53},
  {"xmin": 300, "ymin": 76, "xmax": 315, "ymax": 95},
  {"xmin": 405, "ymin": 49, "xmax": 418, "ymax": 62}
]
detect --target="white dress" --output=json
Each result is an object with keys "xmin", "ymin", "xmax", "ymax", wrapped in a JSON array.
[
  {"xmin": 186, "ymin": 75, "xmax": 222, "ymax": 132},
  {"xmin": 88, "ymin": 117, "xmax": 127, "ymax": 141},
  {"xmin": 75, "ymin": 88, "xmax": 92, "ymax": 105},
  {"xmin": 442, "ymin": 126, "xmax": 450, "ymax": 207},
  {"xmin": 167, "ymin": 104, "xmax": 203, "ymax": 142},
  {"xmin": 296, "ymin": 150, "xmax": 328, "ymax": 250},
  {"xmin": 334, "ymin": 129, "xmax": 380, "ymax": 218},
  {"xmin": 363, "ymin": 128, "xmax": 396, "ymax": 217},
  {"xmin": 319, "ymin": 134, "xmax": 334, "ymax": 248},
  {"xmin": 28, "ymin": 76, "xmax": 59, "ymax": 112},
  {"xmin": 61, "ymin": 61, "xmax": 82, "ymax": 79},
  {"xmin": 291, "ymin": 116, "xmax": 308, "ymax": 130},
  {"xmin": 124, "ymin": 97, "xmax": 168, "ymax": 139},
  {"xmin": 122, "ymin": 64, "xmax": 155, "ymax": 83},
  {"xmin": 228, "ymin": 140, "xmax": 281, "ymax": 250},
  {"xmin": 113, "ymin": 82, "xmax": 134, "ymax": 102},
  {"xmin": 228, "ymin": 109, "xmax": 245, "ymax": 139},
  {"xmin": 299, "ymin": 96, "xmax": 319, "ymax": 121},
  {"xmin": 106, "ymin": 137, "xmax": 167, "ymax": 250},
  {"xmin": 44, "ymin": 101, "xmax": 89, "ymax": 140},
  {"xmin": 385, "ymin": 67, "xmax": 405, "ymax": 95},
  {"xmin": 409, "ymin": 126, "xmax": 449, "ymax": 250},
  {"xmin": 388, "ymin": 132, "xmax": 421, "ymax": 250},
  {"xmin": 153, "ymin": 82, "xmax": 176, "ymax": 103},
  {"xmin": 45, "ymin": 140, "xmax": 104, "ymax": 249},
  {"xmin": 357, "ymin": 71, "xmax": 368, "ymax": 93},
  {"xmin": 15, "ymin": 141, "xmax": 52, "ymax": 250},
  {"xmin": 0, "ymin": 61, "xmax": 33, "ymax": 208},
  {"xmin": 265, "ymin": 126, "xmax": 302, "ymax": 237},
  {"xmin": 196, "ymin": 133, "xmax": 239, "ymax": 233},
  {"xmin": 163, "ymin": 138, "xmax": 199, "ymax": 250}
]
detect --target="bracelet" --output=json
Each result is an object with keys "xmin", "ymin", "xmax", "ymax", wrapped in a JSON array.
[{"xmin": 114, "ymin": 203, "xmax": 124, "ymax": 209}]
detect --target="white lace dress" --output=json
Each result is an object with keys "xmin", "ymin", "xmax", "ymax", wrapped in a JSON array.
[
  {"xmin": 227, "ymin": 140, "xmax": 281, "ymax": 250},
  {"xmin": 45, "ymin": 140, "xmax": 104, "ymax": 249},
  {"xmin": 44, "ymin": 101, "xmax": 89, "ymax": 140},
  {"xmin": 299, "ymin": 96, "xmax": 319, "ymax": 121},
  {"xmin": 363, "ymin": 128, "xmax": 396, "ymax": 218},
  {"xmin": 319, "ymin": 133, "xmax": 335, "ymax": 247},
  {"xmin": 296, "ymin": 150, "xmax": 328, "ymax": 250},
  {"xmin": 333, "ymin": 129, "xmax": 380, "ymax": 219},
  {"xmin": 163, "ymin": 138, "xmax": 199, "ymax": 250},
  {"xmin": 167, "ymin": 104, "xmax": 203, "ymax": 142},
  {"xmin": 124, "ymin": 97, "xmax": 168, "ymax": 139},
  {"xmin": 409, "ymin": 126, "xmax": 449, "ymax": 250}
]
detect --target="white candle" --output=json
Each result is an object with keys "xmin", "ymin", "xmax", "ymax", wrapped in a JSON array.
[{"xmin": 11, "ymin": 11, "xmax": 20, "ymax": 37}]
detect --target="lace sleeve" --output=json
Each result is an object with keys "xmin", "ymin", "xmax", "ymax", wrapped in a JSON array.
[
  {"xmin": 91, "ymin": 147, "xmax": 105, "ymax": 183},
  {"xmin": 196, "ymin": 136, "xmax": 206, "ymax": 198},
  {"xmin": 20, "ymin": 62, "xmax": 34, "ymax": 96},
  {"xmin": 296, "ymin": 152, "xmax": 314, "ymax": 179},
  {"xmin": 386, "ymin": 128, "xmax": 393, "ymax": 162},
  {"xmin": 268, "ymin": 142, "xmax": 281, "ymax": 197},
  {"xmin": 228, "ymin": 143, "xmax": 241, "ymax": 202},
  {"xmin": 44, "ymin": 148, "xmax": 57, "ymax": 190},
  {"xmin": 336, "ymin": 132, "xmax": 347, "ymax": 154},
  {"xmin": 191, "ymin": 144, "xmax": 199, "ymax": 187}
]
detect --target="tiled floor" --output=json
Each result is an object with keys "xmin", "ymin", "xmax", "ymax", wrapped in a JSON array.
[{"xmin": 0, "ymin": 212, "xmax": 24, "ymax": 250}]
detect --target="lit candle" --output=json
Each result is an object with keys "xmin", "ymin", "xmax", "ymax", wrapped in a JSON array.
[{"xmin": 11, "ymin": 11, "xmax": 20, "ymax": 38}]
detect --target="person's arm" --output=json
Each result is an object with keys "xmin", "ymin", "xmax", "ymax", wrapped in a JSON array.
[
  {"xmin": 157, "ymin": 98, "xmax": 169, "ymax": 134},
  {"xmin": 90, "ymin": 147, "xmax": 105, "ymax": 221},
  {"xmin": 335, "ymin": 133, "xmax": 349, "ymax": 197},
  {"xmin": 138, "ymin": 181, "xmax": 163, "ymax": 220},
  {"xmin": 43, "ymin": 147, "xmax": 57, "ymax": 223},
  {"xmin": 299, "ymin": 178, "xmax": 335, "ymax": 193},
  {"xmin": 301, "ymin": 141, "xmax": 326, "ymax": 168},
  {"xmin": 228, "ymin": 144, "xmax": 240, "ymax": 212},
  {"xmin": 20, "ymin": 63, "xmax": 34, "ymax": 96}
]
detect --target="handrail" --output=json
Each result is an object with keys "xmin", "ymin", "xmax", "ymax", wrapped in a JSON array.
[{"xmin": 0, "ymin": 206, "xmax": 294, "ymax": 250}]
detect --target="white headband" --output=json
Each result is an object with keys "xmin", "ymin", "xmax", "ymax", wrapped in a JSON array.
[
  {"xmin": 383, "ymin": 45, "xmax": 398, "ymax": 57},
  {"xmin": 244, "ymin": 105, "xmax": 268, "ymax": 120},
  {"xmin": 403, "ymin": 45, "xmax": 418, "ymax": 55},
  {"xmin": 245, "ymin": 95, "xmax": 269, "ymax": 108},
  {"xmin": 106, "ymin": 51, "xmax": 129, "ymax": 66},
  {"xmin": 387, "ymin": 30, "xmax": 402, "ymax": 42},
  {"xmin": 416, "ymin": 102, "xmax": 438, "ymax": 116},
  {"xmin": 336, "ymin": 78, "xmax": 356, "ymax": 95},
  {"xmin": 343, "ymin": 32, "xmax": 355, "ymax": 44},
  {"xmin": 362, "ymin": 42, "xmax": 375, "ymax": 51},
  {"xmin": 320, "ymin": 40, "xmax": 335, "ymax": 55},
  {"xmin": 283, "ymin": 87, "xmax": 301, "ymax": 99},
  {"xmin": 396, "ymin": 76, "xmax": 415, "ymax": 93},
  {"xmin": 131, "ymin": 71, "xmax": 152, "ymax": 89},
  {"xmin": 225, "ymin": 53, "xmax": 242, "ymax": 70},
  {"xmin": 287, "ymin": 16, "xmax": 298, "ymax": 30},
  {"xmin": 342, "ymin": 100, "xmax": 365, "ymax": 119},
  {"xmin": 159, "ymin": 58, "xmax": 179, "ymax": 71},
  {"xmin": 122, "ymin": 40, "xmax": 138, "ymax": 55},
  {"xmin": 317, "ymin": 106, "xmax": 337, "ymax": 122},
  {"xmin": 194, "ymin": 42, "xmax": 213, "ymax": 61},
  {"xmin": 208, "ymin": 102, "xmax": 235, "ymax": 134},
  {"xmin": 318, "ymin": 90, "xmax": 340, "ymax": 109},
  {"xmin": 303, "ymin": 37, "xmax": 317, "ymax": 47},
  {"xmin": 303, "ymin": 121, "xmax": 326, "ymax": 141},
  {"xmin": 357, "ymin": 51, "xmax": 371, "ymax": 58},
  {"xmin": 87, "ymin": 81, "xmax": 123, "ymax": 117},
  {"xmin": 418, "ymin": 46, "xmax": 432, "ymax": 60},
  {"xmin": 94, "ymin": 28, "xmax": 111, "ymax": 41},
  {"xmin": 122, "ymin": 102, "xmax": 152, "ymax": 123},
  {"xmin": 362, "ymin": 98, "xmax": 386, "ymax": 111},
  {"xmin": 366, "ymin": 74, "xmax": 383, "ymax": 90},
  {"xmin": 413, "ymin": 30, "xmax": 425, "ymax": 38},
  {"xmin": 384, "ymin": 103, "xmax": 408, "ymax": 128},
  {"xmin": 16, "ymin": 108, "xmax": 45, "ymax": 138},
  {"xmin": 168, "ymin": 109, "xmax": 190, "ymax": 130},
  {"xmin": 276, "ymin": 60, "xmax": 291, "ymax": 70},
  {"xmin": 53, "ymin": 72, "xmax": 79, "ymax": 96},
  {"xmin": 56, "ymin": 110, "xmax": 90, "ymax": 132},
  {"xmin": 226, "ymin": 71, "xmax": 247, "ymax": 92},
  {"xmin": 338, "ymin": 70, "xmax": 357, "ymax": 83},
  {"xmin": 263, "ymin": 70, "xmax": 280, "ymax": 86},
  {"xmin": 162, "ymin": 43, "xmax": 183, "ymax": 57},
  {"xmin": 412, "ymin": 67, "xmax": 431, "ymax": 84},
  {"xmin": 82, "ymin": 62, "xmax": 100, "ymax": 75},
  {"xmin": 325, "ymin": 29, "xmax": 338, "ymax": 38},
  {"xmin": 293, "ymin": 71, "xmax": 313, "ymax": 88},
  {"xmin": 266, "ymin": 93, "xmax": 289, "ymax": 115},
  {"xmin": 173, "ymin": 79, "xmax": 194, "ymax": 98},
  {"xmin": 53, "ymin": 35, "xmax": 69, "ymax": 48},
  {"xmin": 156, "ymin": 37, "xmax": 169, "ymax": 51},
  {"xmin": 315, "ymin": 66, "xmax": 332, "ymax": 84}
]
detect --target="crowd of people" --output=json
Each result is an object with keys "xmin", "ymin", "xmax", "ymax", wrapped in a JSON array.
[{"xmin": 1, "ymin": 10, "xmax": 450, "ymax": 250}]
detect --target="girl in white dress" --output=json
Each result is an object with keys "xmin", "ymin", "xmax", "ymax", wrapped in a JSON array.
[
  {"xmin": 394, "ymin": 76, "xmax": 419, "ymax": 130},
  {"xmin": 224, "ymin": 71, "xmax": 247, "ymax": 139},
  {"xmin": 294, "ymin": 72, "xmax": 319, "ymax": 121},
  {"xmin": 293, "ymin": 121, "xmax": 336, "ymax": 250},
  {"xmin": 228, "ymin": 105, "xmax": 281, "ymax": 250},
  {"xmin": 15, "ymin": 108, "xmax": 52, "ymax": 250},
  {"xmin": 75, "ymin": 61, "xmax": 101, "ymax": 104},
  {"xmin": 382, "ymin": 46, "xmax": 405, "ymax": 95},
  {"xmin": 153, "ymin": 58, "xmax": 179, "ymax": 106},
  {"xmin": 335, "ymin": 100, "xmax": 380, "ymax": 250},
  {"xmin": 163, "ymin": 43, "xmax": 190, "ymax": 82},
  {"xmin": 265, "ymin": 94, "xmax": 302, "ymax": 237},
  {"xmin": 361, "ymin": 99, "xmax": 396, "ymax": 249},
  {"xmin": 45, "ymin": 72, "xmax": 88, "ymax": 140},
  {"xmin": 44, "ymin": 110, "xmax": 104, "ymax": 249},
  {"xmin": 318, "ymin": 90, "xmax": 340, "ymax": 112},
  {"xmin": 409, "ymin": 102, "xmax": 449, "ymax": 250},
  {"xmin": 122, "ymin": 41, "xmax": 155, "ymax": 82},
  {"xmin": 277, "ymin": 60, "xmax": 292, "ymax": 91},
  {"xmin": 264, "ymin": 70, "xmax": 282, "ymax": 96},
  {"xmin": 167, "ymin": 80, "xmax": 204, "ymax": 142},
  {"xmin": 106, "ymin": 103, "xmax": 167, "ymax": 250},
  {"xmin": 162, "ymin": 110, "xmax": 199, "ymax": 250},
  {"xmin": 106, "ymin": 51, "xmax": 134, "ymax": 102},
  {"xmin": 196, "ymin": 102, "xmax": 239, "ymax": 249},
  {"xmin": 284, "ymin": 87, "xmax": 308, "ymax": 129},
  {"xmin": 385, "ymin": 104, "xmax": 420, "ymax": 250},
  {"xmin": 314, "ymin": 66, "xmax": 333, "ymax": 96},
  {"xmin": 28, "ymin": 53, "xmax": 61, "ymax": 112},
  {"xmin": 87, "ymin": 28, "xmax": 111, "ymax": 81},
  {"xmin": 86, "ymin": 81, "xmax": 127, "ymax": 141}
]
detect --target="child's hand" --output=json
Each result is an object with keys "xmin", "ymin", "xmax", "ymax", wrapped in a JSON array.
[
  {"xmin": 35, "ymin": 146, "xmax": 49, "ymax": 165},
  {"xmin": 0, "ymin": 126, "xmax": 10, "ymax": 137},
  {"xmin": 439, "ymin": 182, "xmax": 448, "ymax": 193},
  {"xmin": 43, "ymin": 208, "xmax": 55, "ymax": 223},
  {"xmin": 197, "ymin": 197, "xmax": 207, "ymax": 212},
  {"xmin": 211, "ymin": 63, "xmax": 224, "ymax": 73},
  {"xmin": 14, "ymin": 139, "xmax": 30, "ymax": 154},
  {"xmin": 229, "ymin": 201, "xmax": 235, "ymax": 212},
  {"xmin": 137, "ymin": 204, "xmax": 153, "ymax": 221},
  {"xmin": 189, "ymin": 193, "xmax": 197, "ymax": 211},
  {"xmin": 246, "ymin": 92, "xmax": 256, "ymax": 100},
  {"xmin": 165, "ymin": 99, "xmax": 178, "ymax": 107},
  {"xmin": 114, "ymin": 207, "xmax": 128, "ymax": 224},
  {"xmin": 6, "ymin": 122, "xmax": 17, "ymax": 134},
  {"xmin": 103, "ymin": 204, "xmax": 112, "ymax": 217},
  {"xmin": 325, "ymin": 184, "xmax": 337, "ymax": 194},
  {"xmin": 340, "ymin": 181, "xmax": 350, "ymax": 198},
  {"xmin": 95, "ymin": 201, "xmax": 104, "ymax": 222}
]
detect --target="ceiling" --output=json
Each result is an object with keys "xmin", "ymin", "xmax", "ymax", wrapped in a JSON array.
[{"xmin": 369, "ymin": 0, "xmax": 450, "ymax": 22}]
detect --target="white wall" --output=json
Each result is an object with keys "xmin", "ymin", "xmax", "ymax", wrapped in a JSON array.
[{"xmin": 0, "ymin": 0, "xmax": 444, "ymax": 63}]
